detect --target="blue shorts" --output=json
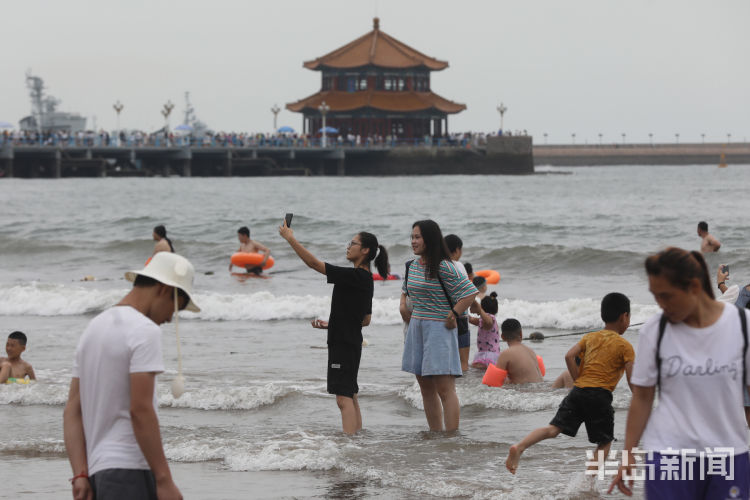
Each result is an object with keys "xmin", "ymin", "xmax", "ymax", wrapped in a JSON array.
[
  {"xmin": 457, "ymin": 332, "xmax": 471, "ymax": 348},
  {"xmin": 645, "ymin": 451, "xmax": 750, "ymax": 500},
  {"xmin": 402, "ymin": 318, "xmax": 462, "ymax": 377}
]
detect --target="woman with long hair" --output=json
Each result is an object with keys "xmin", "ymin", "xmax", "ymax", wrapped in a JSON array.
[
  {"xmin": 400, "ymin": 220, "xmax": 477, "ymax": 431},
  {"xmin": 609, "ymin": 247, "xmax": 750, "ymax": 498},
  {"xmin": 152, "ymin": 225, "xmax": 174, "ymax": 255},
  {"xmin": 279, "ymin": 220, "xmax": 388, "ymax": 434}
]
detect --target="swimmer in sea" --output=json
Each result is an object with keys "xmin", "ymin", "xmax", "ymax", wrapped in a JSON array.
[
  {"xmin": 152, "ymin": 225, "xmax": 174, "ymax": 255},
  {"xmin": 230, "ymin": 226, "xmax": 271, "ymax": 274},
  {"xmin": 697, "ymin": 221, "xmax": 721, "ymax": 253},
  {"xmin": 0, "ymin": 331, "xmax": 36, "ymax": 384}
]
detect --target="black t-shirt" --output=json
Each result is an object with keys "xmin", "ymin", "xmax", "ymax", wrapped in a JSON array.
[{"xmin": 325, "ymin": 263, "xmax": 373, "ymax": 346}]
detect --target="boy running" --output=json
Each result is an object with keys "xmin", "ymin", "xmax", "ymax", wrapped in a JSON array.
[{"xmin": 505, "ymin": 292, "xmax": 634, "ymax": 474}]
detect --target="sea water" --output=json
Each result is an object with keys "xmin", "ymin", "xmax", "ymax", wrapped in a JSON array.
[{"xmin": 2, "ymin": 165, "xmax": 749, "ymax": 499}]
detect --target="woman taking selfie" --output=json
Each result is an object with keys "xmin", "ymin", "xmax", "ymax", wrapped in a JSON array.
[
  {"xmin": 400, "ymin": 220, "xmax": 477, "ymax": 432},
  {"xmin": 279, "ymin": 219, "xmax": 388, "ymax": 434}
]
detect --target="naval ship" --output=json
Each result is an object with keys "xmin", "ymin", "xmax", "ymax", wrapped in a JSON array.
[{"xmin": 19, "ymin": 72, "xmax": 86, "ymax": 133}]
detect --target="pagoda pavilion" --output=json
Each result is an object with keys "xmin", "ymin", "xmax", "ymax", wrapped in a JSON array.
[{"xmin": 286, "ymin": 18, "xmax": 465, "ymax": 140}]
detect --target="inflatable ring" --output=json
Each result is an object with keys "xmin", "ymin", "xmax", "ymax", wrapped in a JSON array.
[
  {"xmin": 5, "ymin": 377, "xmax": 30, "ymax": 385},
  {"xmin": 231, "ymin": 252, "xmax": 275, "ymax": 270},
  {"xmin": 476, "ymin": 269, "xmax": 500, "ymax": 284},
  {"xmin": 373, "ymin": 273, "xmax": 400, "ymax": 281},
  {"xmin": 536, "ymin": 355, "xmax": 546, "ymax": 377},
  {"xmin": 482, "ymin": 363, "xmax": 508, "ymax": 387}
]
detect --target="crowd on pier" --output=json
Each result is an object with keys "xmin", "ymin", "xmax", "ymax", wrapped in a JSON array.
[{"xmin": 0, "ymin": 128, "xmax": 528, "ymax": 149}]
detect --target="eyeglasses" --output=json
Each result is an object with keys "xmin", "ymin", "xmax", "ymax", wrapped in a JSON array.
[{"xmin": 347, "ymin": 241, "xmax": 361, "ymax": 249}]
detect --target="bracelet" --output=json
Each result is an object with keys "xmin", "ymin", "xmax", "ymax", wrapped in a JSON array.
[
  {"xmin": 718, "ymin": 282, "xmax": 725, "ymax": 289},
  {"xmin": 69, "ymin": 472, "xmax": 88, "ymax": 484}
]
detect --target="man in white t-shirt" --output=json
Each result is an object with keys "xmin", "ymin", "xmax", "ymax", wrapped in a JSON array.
[{"xmin": 63, "ymin": 253, "xmax": 200, "ymax": 500}]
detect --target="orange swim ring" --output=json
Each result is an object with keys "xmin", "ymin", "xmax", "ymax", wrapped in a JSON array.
[
  {"xmin": 230, "ymin": 253, "xmax": 275, "ymax": 270},
  {"xmin": 476, "ymin": 269, "xmax": 500, "ymax": 284}
]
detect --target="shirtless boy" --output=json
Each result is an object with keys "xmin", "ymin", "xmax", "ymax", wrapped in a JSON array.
[
  {"xmin": 230, "ymin": 226, "xmax": 271, "ymax": 274},
  {"xmin": 505, "ymin": 292, "xmax": 634, "ymax": 475},
  {"xmin": 0, "ymin": 331, "xmax": 36, "ymax": 383},
  {"xmin": 697, "ymin": 221, "xmax": 721, "ymax": 253},
  {"xmin": 496, "ymin": 319, "xmax": 543, "ymax": 384}
]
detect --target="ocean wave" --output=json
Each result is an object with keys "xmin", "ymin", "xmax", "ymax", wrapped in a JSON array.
[
  {"xmin": 0, "ymin": 282, "xmax": 659, "ymax": 329},
  {"xmin": 159, "ymin": 382, "xmax": 292, "ymax": 411},
  {"xmin": 0, "ymin": 382, "xmax": 69, "ymax": 406},
  {"xmin": 0, "ymin": 438, "xmax": 66, "ymax": 456},
  {"xmin": 400, "ymin": 381, "xmax": 632, "ymax": 412}
]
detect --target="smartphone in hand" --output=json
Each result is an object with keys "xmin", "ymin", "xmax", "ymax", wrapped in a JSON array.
[
  {"xmin": 721, "ymin": 265, "xmax": 729, "ymax": 275},
  {"xmin": 285, "ymin": 213, "xmax": 293, "ymax": 228}
]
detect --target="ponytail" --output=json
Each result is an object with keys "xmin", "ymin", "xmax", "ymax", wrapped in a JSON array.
[
  {"xmin": 357, "ymin": 232, "xmax": 389, "ymax": 277},
  {"xmin": 644, "ymin": 247, "xmax": 714, "ymax": 299},
  {"xmin": 374, "ymin": 244, "xmax": 389, "ymax": 279}
]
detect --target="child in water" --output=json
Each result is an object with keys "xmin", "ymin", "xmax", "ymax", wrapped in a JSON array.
[
  {"xmin": 0, "ymin": 331, "xmax": 36, "ymax": 383},
  {"xmin": 469, "ymin": 292, "xmax": 500, "ymax": 368}
]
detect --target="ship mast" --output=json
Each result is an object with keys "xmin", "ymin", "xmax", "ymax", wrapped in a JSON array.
[{"xmin": 25, "ymin": 71, "xmax": 45, "ymax": 134}]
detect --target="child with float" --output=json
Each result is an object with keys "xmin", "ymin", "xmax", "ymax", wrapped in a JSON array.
[
  {"xmin": 469, "ymin": 292, "xmax": 501, "ymax": 368},
  {"xmin": 482, "ymin": 319, "xmax": 545, "ymax": 387},
  {"xmin": 1, "ymin": 331, "xmax": 36, "ymax": 384},
  {"xmin": 504, "ymin": 292, "xmax": 634, "ymax": 476}
]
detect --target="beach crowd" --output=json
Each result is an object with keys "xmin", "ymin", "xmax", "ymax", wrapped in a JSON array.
[{"xmin": 4, "ymin": 219, "xmax": 749, "ymax": 499}]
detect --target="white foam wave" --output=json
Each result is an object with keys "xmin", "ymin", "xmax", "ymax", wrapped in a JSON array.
[
  {"xmin": 400, "ymin": 381, "xmax": 632, "ymax": 412},
  {"xmin": 0, "ymin": 438, "xmax": 65, "ymax": 455},
  {"xmin": 0, "ymin": 382, "xmax": 69, "ymax": 406},
  {"xmin": 0, "ymin": 283, "xmax": 122, "ymax": 316},
  {"xmin": 0, "ymin": 282, "xmax": 659, "ymax": 329},
  {"xmin": 159, "ymin": 382, "xmax": 290, "ymax": 410},
  {"xmin": 165, "ymin": 430, "xmax": 353, "ymax": 471},
  {"xmin": 497, "ymin": 297, "xmax": 660, "ymax": 330}
]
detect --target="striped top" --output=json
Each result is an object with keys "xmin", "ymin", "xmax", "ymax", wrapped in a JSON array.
[{"xmin": 403, "ymin": 259, "xmax": 478, "ymax": 321}]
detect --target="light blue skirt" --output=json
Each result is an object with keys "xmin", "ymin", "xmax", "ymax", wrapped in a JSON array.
[{"xmin": 402, "ymin": 318, "xmax": 462, "ymax": 376}]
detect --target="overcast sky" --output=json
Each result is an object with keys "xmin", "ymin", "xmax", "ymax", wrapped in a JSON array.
[{"xmin": 2, "ymin": 0, "xmax": 748, "ymax": 144}]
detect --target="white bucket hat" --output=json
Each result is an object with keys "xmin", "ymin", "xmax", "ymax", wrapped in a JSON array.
[{"xmin": 125, "ymin": 252, "xmax": 200, "ymax": 312}]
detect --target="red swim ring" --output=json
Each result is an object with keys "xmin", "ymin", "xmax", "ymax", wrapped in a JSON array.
[{"xmin": 372, "ymin": 273, "xmax": 400, "ymax": 281}]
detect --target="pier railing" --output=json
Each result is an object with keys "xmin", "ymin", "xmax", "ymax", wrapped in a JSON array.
[{"xmin": 0, "ymin": 135, "xmax": 488, "ymax": 149}]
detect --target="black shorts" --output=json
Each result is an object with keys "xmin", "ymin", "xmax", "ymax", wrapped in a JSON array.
[
  {"xmin": 90, "ymin": 469, "xmax": 156, "ymax": 500},
  {"xmin": 327, "ymin": 342, "xmax": 362, "ymax": 398},
  {"xmin": 549, "ymin": 386, "xmax": 614, "ymax": 445}
]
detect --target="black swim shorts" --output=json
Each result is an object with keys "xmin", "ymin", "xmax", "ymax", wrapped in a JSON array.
[
  {"xmin": 327, "ymin": 342, "xmax": 362, "ymax": 398},
  {"xmin": 549, "ymin": 386, "xmax": 614, "ymax": 445}
]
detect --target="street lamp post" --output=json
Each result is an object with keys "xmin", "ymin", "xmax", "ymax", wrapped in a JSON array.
[
  {"xmin": 543, "ymin": 132, "xmax": 548, "ymax": 145},
  {"xmin": 161, "ymin": 100, "xmax": 174, "ymax": 146},
  {"xmin": 727, "ymin": 133, "xmax": 732, "ymax": 143},
  {"xmin": 496, "ymin": 103, "xmax": 507, "ymax": 134},
  {"xmin": 318, "ymin": 101, "xmax": 330, "ymax": 147},
  {"xmin": 701, "ymin": 133, "xmax": 705, "ymax": 144},
  {"xmin": 621, "ymin": 133, "xmax": 626, "ymax": 144},
  {"xmin": 675, "ymin": 133, "xmax": 680, "ymax": 144},
  {"xmin": 598, "ymin": 133, "xmax": 602, "ymax": 145},
  {"xmin": 571, "ymin": 133, "xmax": 576, "ymax": 145},
  {"xmin": 648, "ymin": 133, "xmax": 653, "ymax": 146},
  {"xmin": 271, "ymin": 104, "xmax": 280, "ymax": 132},
  {"xmin": 113, "ymin": 100, "xmax": 123, "ymax": 146}
]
